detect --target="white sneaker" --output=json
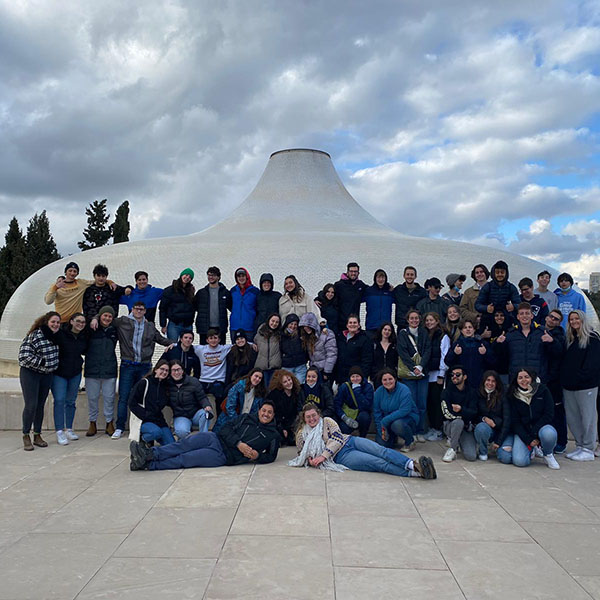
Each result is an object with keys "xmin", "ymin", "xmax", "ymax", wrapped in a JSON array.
[
  {"xmin": 65, "ymin": 429, "xmax": 79, "ymax": 441},
  {"xmin": 566, "ymin": 447, "xmax": 583, "ymax": 459},
  {"xmin": 595, "ymin": 445, "xmax": 600, "ymax": 458},
  {"xmin": 544, "ymin": 454, "xmax": 560, "ymax": 470},
  {"xmin": 443, "ymin": 448, "xmax": 456, "ymax": 462},
  {"xmin": 111, "ymin": 429, "xmax": 123, "ymax": 439},
  {"xmin": 415, "ymin": 434, "xmax": 426, "ymax": 443},
  {"xmin": 478, "ymin": 454, "xmax": 488, "ymax": 461},
  {"xmin": 445, "ymin": 438, "xmax": 451, "ymax": 447},
  {"xmin": 572, "ymin": 448, "xmax": 595, "ymax": 462},
  {"xmin": 56, "ymin": 430, "xmax": 69, "ymax": 445},
  {"xmin": 531, "ymin": 446, "xmax": 543, "ymax": 459}
]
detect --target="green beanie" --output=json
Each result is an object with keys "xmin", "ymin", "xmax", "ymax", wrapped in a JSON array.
[{"xmin": 180, "ymin": 268, "xmax": 194, "ymax": 281}]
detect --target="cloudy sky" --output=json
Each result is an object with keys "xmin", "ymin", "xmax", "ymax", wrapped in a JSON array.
[{"xmin": 1, "ymin": 0, "xmax": 599, "ymax": 283}]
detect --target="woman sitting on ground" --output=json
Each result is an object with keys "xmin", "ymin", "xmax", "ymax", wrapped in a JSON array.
[
  {"xmin": 288, "ymin": 403, "xmax": 436, "ymax": 479},
  {"xmin": 496, "ymin": 367, "xmax": 560, "ymax": 469},
  {"xmin": 334, "ymin": 366, "xmax": 374, "ymax": 438},
  {"xmin": 214, "ymin": 368, "xmax": 267, "ymax": 431},
  {"xmin": 129, "ymin": 360, "xmax": 175, "ymax": 446},
  {"xmin": 267, "ymin": 369, "xmax": 304, "ymax": 445},
  {"xmin": 300, "ymin": 366, "xmax": 335, "ymax": 418}
]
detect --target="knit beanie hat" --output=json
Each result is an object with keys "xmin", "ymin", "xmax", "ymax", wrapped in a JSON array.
[
  {"xmin": 233, "ymin": 329, "xmax": 247, "ymax": 342},
  {"xmin": 180, "ymin": 268, "xmax": 194, "ymax": 281},
  {"xmin": 64, "ymin": 261, "xmax": 80, "ymax": 274},
  {"xmin": 348, "ymin": 366, "xmax": 364, "ymax": 379},
  {"xmin": 446, "ymin": 273, "xmax": 466, "ymax": 288},
  {"xmin": 98, "ymin": 306, "xmax": 115, "ymax": 317}
]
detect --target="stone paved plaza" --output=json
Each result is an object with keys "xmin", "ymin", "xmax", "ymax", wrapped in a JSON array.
[{"xmin": 1, "ymin": 431, "xmax": 600, "ymax": 600}]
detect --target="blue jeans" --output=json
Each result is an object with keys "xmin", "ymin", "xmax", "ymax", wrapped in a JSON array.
[
  {"xmin": 51, "ymin": 373, "xmax": 82, "ymax": 430},
  {"xmin": 287, "ymin": 364, "xmax": 307, "ymax": 384},
  {"xmin": 167, "ymin": 322, "xmax": 190, "ymax": 342},
  {"xmin": 201, "ymin": 381, "xmax": 226, "ymax": 403},
  {"xmin": 118, "ymin": 362, "xmax": 150, "ymax": 430},
  {"xmin": 140, "ymin": 422, "xmax": 175, "ymax": 446},
  {"xmin": 173, "ymin": 409, "xmax": 210, "ymax": 438},
  {"xmin": 335, "ymin": 436, "xmax": 411, "ymax": 477},
  {"xmin": 149, "ymin": 431, "xmax": 227, "ymax": 470},
  {"xmin": 404, "ymin": 378, "xmax": 428, "ymax": 434},
  {"xmin": 496, "ymin": 425, "xmax": 557, "ymax": 467},
  {"xmin": 474, "ymin": 422, "xmax": 494, "ymax": 457},
  {"xmin": 376, "ymin": 418, "xmax": 415, "ymax": 448},
  {"xmin": 262, "ymin": 369, "xmax": 275, "ymax": 388}
]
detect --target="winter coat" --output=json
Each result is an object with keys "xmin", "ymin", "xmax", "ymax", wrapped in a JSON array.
[
  {"xmin": 335, "ymin": 329, "xmax": 373, "ymax": 383},
  {"xmin": 445, "ymin": 335, "xmax": 495, "ymax": 389},
  {"xmin": 333, "ymin": 276, "xmax": 366, "ymax": 330},
  {"xmin": 267, "ymin": 388, "xmax": 303, "ymax": 436},
  {"xmin": 554, "ymin": 288, "xmax": 587, "ymax": 329},
  {"xmin": 299, "ymin": 312, "xmax": 337, "ymax": 375},
  {"xmin": 393, "ymin": 282, "xmax": 427, "ymax": 329},
  {"xmin": 459, "ymin": 284, "xmax": 484, "ymax": 322},
  {"xmin": 416, "ymin": 295, "xmax": 451, "ymax": 321},
  {"xmin": 230, "ymin": 280, "xmax": 259, "ymax": 333},
  {"xmin": 315, "ymin": 290, "xmax": 340, "ymax": 335},
  {"xmin": 224, "ymin": 379, "xmax": 263, "ymax": 417},
  {"xmin": 519, "ymin": 294, "xmax": 549, "ymax": 326},
  {"xmin": 253, "ymin": 324, "xmax": 282, "ymax": 370},
  {"xmin": 397, "ymin": 327, "xmax": 432, "ymax": 377},
  {"xmin": 363, "ymin": 283, "xmax": 394, "ymax": 331},
  {"xmin": 216, "ymin": 412, "xmax": 281, "ymax": 465},
  {"xmin": 194, "ymin": 283, "xmax": 232, "ymax": 335},
  {"xmin": 371, "ymin": 341, "xmax": 398, "ymax": 380},
  {"xmin": 441, "ymin": 385, "xmax": 478, "ymax": 427},
  {"xmin": 254, "ymin": 274, "xmax": 282, "ymax": 331},
  {"xmin": 225, "ymin": 345, "xmax": 257, "ymax": 386},
  {"xmin": 300, "ymin": 380, "xmax": 336, "ymax": 418},
  {"xmin": 475, "ymin": 390, "xmax": 510, "ymax": 445},
  {"xmin": 54, "ymin": 325, "xmax": 87, "ymax": 379},
  {"xmin": 334, "ymin": 380, "xmax": 374, "ymax": 419},
  {"xmin": 113, "ymin": 316, "xmax": 174, "ymax": 363},
  {"xmin": 83, "ymin": 283, "xmax": 130, "ymax": 323},
  {"xmin": 18, "ymin": 326, "xmax": 59, "ymax": 375},
  {"xmin": 373, "ymin": 382, "xmax": 419, "ymax": 433},
  {"xmin": 160, "ymin": 343, "xmax": 201, "ymax": 378},
  {"xmin": 560, "ymin": 331, "xmax": 600, "ymax": 390},
  {"xmin": 279, "ymin": 291, "xmax": 321, "ymax": 321},
  {"xmin": 84, "ymin": 324, "xmax": 118, "ymax": 379},
  {"xmin": 544, "ymin": 326, "xmax": 566, "ymax": 385},
  {"xmin": 129, "ymin": 376, "xmax": 169, "ymax": 428},
  {"xmin": 159, "ymin": 282, "xmax": 196, "ymax": 327},
  {"xmin": 280, "ymin": 315, "xmax": 308, "ymax": 369},
  {"xmin": 167, "ymin": 374, "xmax": 210, "ymax": 419},
  {"xmin": 509, "ymin": 382, "xmax": 554, "ymax": 446},
  {"xmin": 120, "ymin": 285, "xmax": 163, "ymax": 323},
  {"xmin": 475, "ymin": 261, "xmax": 520, "ymax": 326},
  {"xmin": 495, "ymin": 323, "xmax": 560, "ymax": 383}
]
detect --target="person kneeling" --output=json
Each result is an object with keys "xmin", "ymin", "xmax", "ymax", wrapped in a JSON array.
[
  {"xmin": 130, "ymin": 401, "xmax": 280, "ymax": 471},
  {"xmin": 288, "ymin": 403, "xmax": 436, "ymax": 479}
]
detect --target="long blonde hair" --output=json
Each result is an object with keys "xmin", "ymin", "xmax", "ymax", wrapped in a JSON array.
[{"xmin": 566, "ymin": 310, "xmax": 598, "ymax": 349}]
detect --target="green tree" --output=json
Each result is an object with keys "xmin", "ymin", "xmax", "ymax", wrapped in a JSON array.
[
  {"xmin": 0, "ymin": 218, "xmax": 28, "ymax": 317},
  {"xmin": 25, "ymin": 210, "xmax": 61, "ymax": 275},
  {"xmin": 111, "ymin": 200, "xmax": 130, "ymax": 243},
  {"xmin": 78, "ymin": 199, "xmax": 111, "ymax": 251}
]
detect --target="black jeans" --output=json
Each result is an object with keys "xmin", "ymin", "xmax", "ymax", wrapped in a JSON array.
[{"xmin": 20, "ymin": 367, "xmax": 53, "ymax": 434}]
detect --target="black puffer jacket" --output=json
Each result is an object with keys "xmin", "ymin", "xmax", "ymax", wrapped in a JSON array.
[
  {"xmin": 129, "ymin": 376, "xmax": 169, "ymax": 428},
  {"xmin": 159, "ymin": 281, "xmax": 196, "ymax": 327},
  {"xmin": 217, "ymin": 412, "xmax": 281, "ymax": 465},
  {"xmin": 475, "ymin": 260, "xmax": 520, "ymax": 327},
  {"xmin": 84, "ymin": 324, "xmax": 118, "ymax": 379},
  {"xmin": 281, "ymin": 314, "xmax": 308, "ymax": 368},
  {"xmin": 335, "ymin": 329, "xmax": 373, "ymax": 383},
  {"xmin": 475, "ymin": 390, "xmax": 510, "ymax": 444},
  {"xmin": 333, "ymin": 277, "xmax": 366, "ymax": 330},
  {"xmin": 394, "ymin": 283, "xmax": 427, "ymax": 329},
  {"xmin": 167, "ymin": 374, "xmax": 210, "ymax": 419},
  {"xmin": 254, "ymin": 273, "xmax": 282, "ymax": 331},
  {"xmin": 426, "ymin": 329, "xmax": 445, "ymax": 372},
  {"xmin": 560, "ymin": 331, "xmax": 600, "ymax": 390},
  {"xmin": 54, "ymin": 325, "xmax": 87, "ymax": 379},
  {"xmin": 509, "ymin": 381, "xmax": 554, "ymax": 446},
  {"xmin": 194, "ymin": 283, "xmax": 231, "ymax": 335}
]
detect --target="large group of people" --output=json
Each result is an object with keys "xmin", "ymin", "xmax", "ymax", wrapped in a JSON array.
[{"xmin": 16, "ymin": 259, "xmax": 598, "ymax": 479}]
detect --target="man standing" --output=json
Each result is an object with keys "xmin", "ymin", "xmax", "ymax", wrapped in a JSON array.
[
  {"xmin": 393, "ymin": 266, "xmax": 427, "ymax": 330},
  {"xmin": 83, "ymin": 264, "xmax": 131, "ymax": 322},
  {"xmin": 460, "ymin": 264, "xmax": 489, "ymax": 322},
  {"xmin": 45, "ymin": 262, "xmax": 94, "ymax": 322},
  {"xmin": 195, "ymin": 266, "xmax": 232, "ymax": 344},
  {"xmin": 518, "ymin": 277, "xmax": 549, "ymax": 326},
  {"xmin": 416, "ymin": 277, "xmax": 451, "ymax": 321},
  {"xmin": 554, "ymin": 272, "xmax": 586, "ymax": 329},
  {"xmin": 120, "ymin": 271, "xmax": 163, "ymax": 323},
  {"xmin": 230, "ymin": 267, "xmax": 259, "ymax": 340},
  {"xmin": 535, "ymin": 270, "xmax": 558, "ymax": 311},
  {"xmin": 92, "ymin": 300, "xmax": 175, "ymax": 439},
  {"xmin": 475, "ymin": 260, "xmax": 520, "ymax": 330},
  {"xmin": 332, "ymin": 262, "xmax": 366, "ymax": 331}
]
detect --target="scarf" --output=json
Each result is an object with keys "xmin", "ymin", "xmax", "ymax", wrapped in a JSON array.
[
  {"xmin": 515, "ymin": 384, "xmax": 534, "ymax": 406},
  {"xmin": 287, "ymin": 418, "xmax": 347, "ymax": 471},
  {"xmin": 409, "ymin": 327, "xmax": 419, "ymax": 337}
]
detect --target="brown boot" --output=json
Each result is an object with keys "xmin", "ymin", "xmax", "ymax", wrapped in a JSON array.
[
  {"xmin": 105, "ymin": 421, "xmax": 115, "ymax": 436},
  {"xmin": 23, "ymin": 434, "xmax": 34, "ymax": 451},
  {"xmin": 86, "ymin": 421, "xmax": 97, "ymax": 437},
  {"xmin": 32, "ymin": 433, "xmax": 48, "ymax": 448}
]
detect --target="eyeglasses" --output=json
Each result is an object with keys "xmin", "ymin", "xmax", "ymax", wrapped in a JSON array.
[
  {"xmin": 450, "ymin": 373, "xmax": 463, "ymax": 379},
  {"xmin": 73, "ymin": 319, "xmax": 86, "ymax": 324},
  {"xmin": 548, "ymin": 315, "xmax": 561, "ymax": 322},
  {"xmin": 133, "ymin": 307, "xmax": 145, "ymax": 310},
  {"xmin": 171, "ymin": 367, "xmax": 183, "ymax": 373}
]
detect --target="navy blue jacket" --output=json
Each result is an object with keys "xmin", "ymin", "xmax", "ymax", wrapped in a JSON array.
[
  {"xmin": 334, "ymin": 380, "xmax": 374, "ymax": 419},
  {"xmin": 84, "ymin": 324, "xmax": 118, "ymax": 379},
  {"xmin": 445, "ymin": 335, "xmax": 495, "ymax": 389},
  {"xmin": 363, "ymin": 284, "xmax": 394, "ymax": 331},
  {"xmin": 160, "ymin": 343, "xmax": 201, "ymax": 378}
]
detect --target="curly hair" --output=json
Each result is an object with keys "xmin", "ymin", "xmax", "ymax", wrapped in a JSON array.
[
  {"xmin": 28, "ymin": 311, "xmax": 61, "ymax": 335},
  {"xmin": 269, "ymin": 369, "xmax": 302, "ymax": 395}
]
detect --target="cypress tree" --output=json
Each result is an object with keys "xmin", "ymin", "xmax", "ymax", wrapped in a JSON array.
[
  {"xmin": 111, "ymin": 200, "xmax": 130, "ymax": 243},
  {"xmin": 78, "ymin": 199, "xmax": 111, "ymax": 251},
  {"xmin": 0, "ymin": 218, "xmax": 28, "ymax": 316},
  {"xmin": 25, "ymin": 210, "xmax": 61, "ymax": 275}
]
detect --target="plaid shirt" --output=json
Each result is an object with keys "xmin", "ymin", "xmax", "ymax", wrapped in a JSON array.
[{"xmin": 18, "ymin": 329, "xmax": 59, "ymax": 374}]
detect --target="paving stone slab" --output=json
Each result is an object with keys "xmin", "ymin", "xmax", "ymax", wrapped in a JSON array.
[{"xmin": 248, "ymin": 462, "xmax": 326, "ymax": 495}]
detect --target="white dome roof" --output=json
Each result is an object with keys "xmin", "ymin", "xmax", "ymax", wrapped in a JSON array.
[{"xmin": 1, "ymin": 148, "xmax": 596, "ymax": 364}]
